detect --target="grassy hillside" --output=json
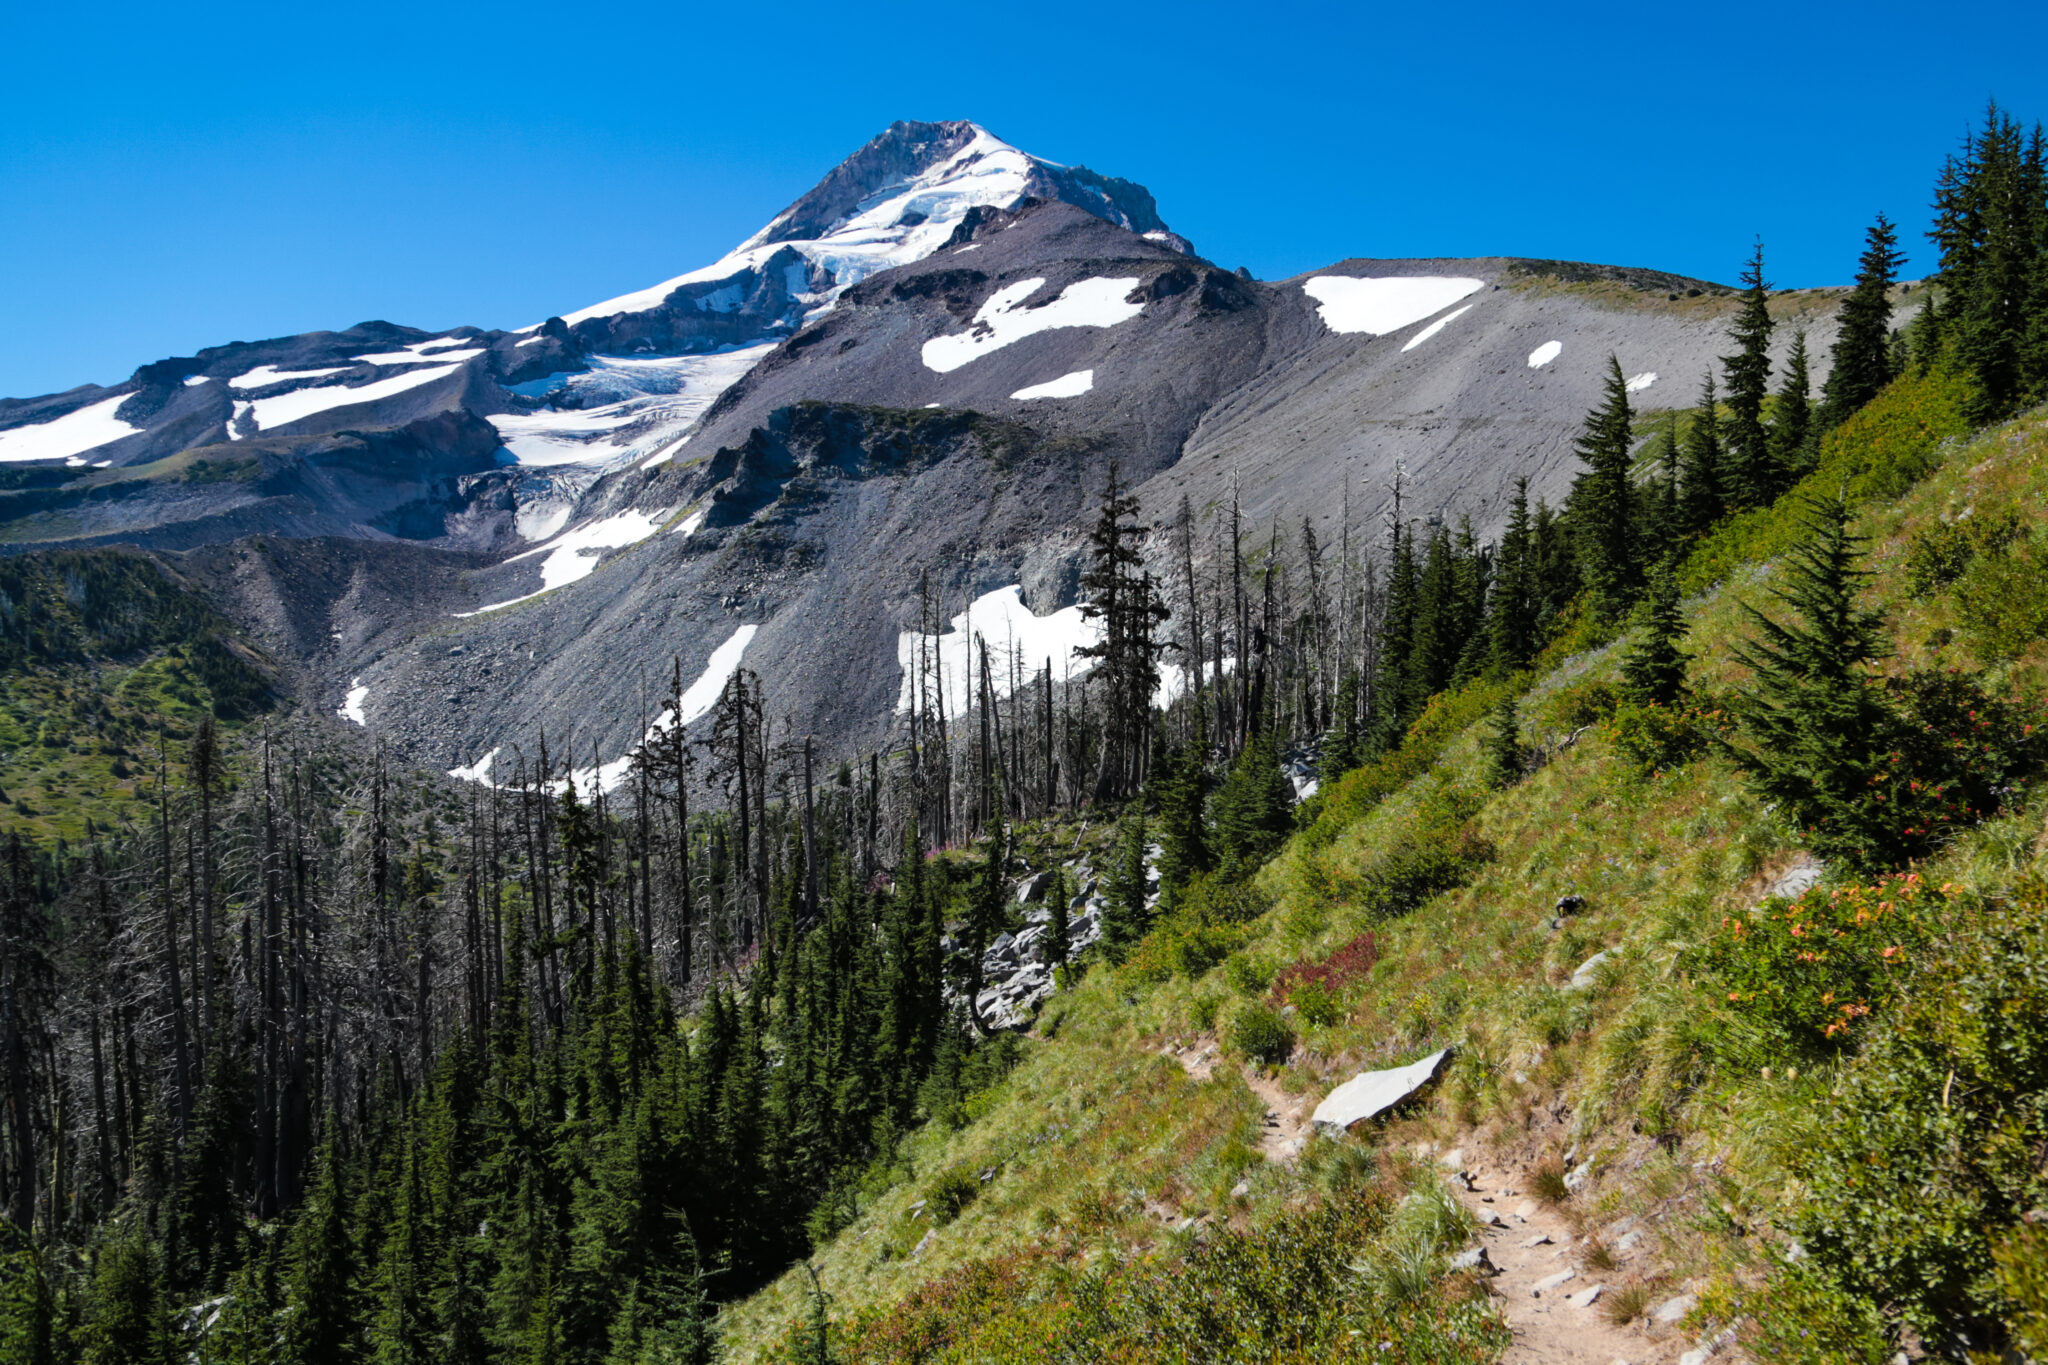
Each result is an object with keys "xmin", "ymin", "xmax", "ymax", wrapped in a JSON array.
[
  {"xmin": 0, "ymin": 548, "xmax": 273, "ymax": 843},
  {"xmin": 716, "ymin": 382, "xmax": 2048, "ymax": 1362}
]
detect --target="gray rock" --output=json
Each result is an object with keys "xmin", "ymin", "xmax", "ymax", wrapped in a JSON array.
[
  {"xmin": 1524, "ymin": 1232, "xmax": 1553, "ymax": 1248},
  {"xmin": 1564, "ymin": 1159, "xmax": 1595, "ymax": 1191},
  {"xmin": 911, "ymin": 1229, "xmax": 936, "ymax": 1259},
  {"xmin": 1758, "ymin": 854, "xmax": 1824, "ymax": 905},
  {"xmin": 1653, "ymin": 1292, "xmax": 1697, "ymax": 1324},
  {"xmin": 1309, "ymin": 1049, "xmax": 1451, "ymax": 1133},
  {"xmin": 1568, "ymin": 1283, "xmax": 1605, "ymax": 1308},
  {"xmin": 1015, "ymin": 869, "xmax": 1055, "ymax": 904},
  {"xmin": 1449, "ymin": 1245, "xmax": 1500, "ymax": 1276},
  {"xmin": 1569, "ymin": 949, "xmax": 1613, "ymax": 991},
  {"xmin": 1531, "ymin": 1268, "xmax": 1575, "ymax": 1296},
  {"xmin": 1229, "ymin": 1180, "xmax": 1251, "ymax": 1199}
]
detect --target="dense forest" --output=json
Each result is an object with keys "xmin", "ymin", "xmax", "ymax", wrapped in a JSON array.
[{"xmin": 3, "ymin": 101, "xmax": 2048, "ymax": 1363}]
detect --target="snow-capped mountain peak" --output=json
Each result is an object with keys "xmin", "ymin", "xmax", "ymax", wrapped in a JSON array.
[{"xmin": 555, "ymin": 120, "xmax": 1186, "ymax": 333}]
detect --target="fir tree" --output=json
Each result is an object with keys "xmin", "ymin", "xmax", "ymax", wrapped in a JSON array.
[
  {"xmin": 79, "ymin": 1229, "xmax": 168, "ymax": 1365},
  {"xmin": 1821, "ymin": 214, "xmax": 1904, "ymax": 426},
  {"xmin": 1726, "ymin": 494, "xmax": 1900, "ymax": 869},
  {"xmin": 1100, "ymin": 806, "xmax": 1151, "ymax": 959},
  {"xmin": 1152, "ymin": 741, "xmax": 1210, "ymax": 909},
  {"xmin": 1771, "ymin": 331, "xmax": 1815, "ymax": 476},
  {"xmin": 1483, "ymin": 697, "xmax": 1521, "ymax": 789},
  {"xmin": 1566, "ymin": 356, "xmax": 1641, "ymax": 620},
  {"xmin": 1621, "ymin": 566, "xmax": 1690, "ymax": 707},
  {"xmin": 1044, "ymin": 868, "xmax": 1071, "ymax": 973},
  {"xmin": 1210, "ymin": 735, "xmax": 1293, "ymax": 879},
  {"xmin": 1722, "ymin": 241, "xmax": 1779, "ymax": 508},
  {"xmin": 1486, "ymin": 477, "xmax": 1538, "ymax": 672},
  {"xmin": 282, "ymin": 1133, "xmax": 357, "ymax": 1365},
  {"xmin": 1678, "ymin": 373, "xmax": 1724, "ymax": 536}
]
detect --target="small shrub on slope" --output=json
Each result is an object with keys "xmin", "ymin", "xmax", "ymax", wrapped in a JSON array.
[{"xmin": 1769, "ymin": 878, "xmax": 2048, "ymax": 1358}]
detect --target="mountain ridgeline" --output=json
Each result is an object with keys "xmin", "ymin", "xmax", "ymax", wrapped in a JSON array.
[{"xmin": 5, "ymin": 103, "xmax": 2048, "ymax": 1364}]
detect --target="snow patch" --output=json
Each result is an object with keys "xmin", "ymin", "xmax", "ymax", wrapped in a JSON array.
[
  {"xmin": 896, "ymin": 585, "xmax": 1102, "ymax": 720},
  {"xmin": 245, "ymin": 364, "xmax": 461, "ymax": 433},
  {"xmin": 456, "ymin": 508, "xmax": 669, "ymax": 615},
  {"xmin": 1400, "ymin": 304, "xmax": 1474, "ymax": 352},
  {"xmin": 1301, "ymin": 276, "xmax": 1484, "ymax": 336},
  {"xmin": 1625, "ymin": 371, "xmax": 1658, "ymax": 394},
  {"xmin": 490, "ymin": 345, "xmax": 774, "ymax": 467},
  {"xmin": 535, "ymin": 625, "xmax": 760, "ymax": 797},
  {"xmin": 0, "ymin": 394, "xmax": 141, "ymax": 463},
  {"xmin": 922, "ymin": 278, "xmax": 1143, "ymax": 373},
  {"xmin": 671, "ymin": 509, "xmax": 707, "ymax": 538},
  {"xmin": 448, "ymin": 748, "xmax": 500, "ymax": 783},
  {"xmin": 338, "ymin": 679, "xmax": 369, "ymax": 726},
  {"xmin": 183, "ymin": 374, "xmax": 211, "ymax": 387},
  {"xmin": 1010, "ymin": 369, "xmax": 1094, "ymax": 400},
  {"xmin": 228, "ymin": 364, "xmax": 349, "ymax": 389},
  {"xmin": 353, "ymin": 342, "xmax": 484, "ymax": 365},
  {"xmin": 1528, "ymin": 340, "xmax": 1562, "ymax": 368},
  {"xmin": 516, "ymin": 335, "xmax": 550, "ymax": 347}
]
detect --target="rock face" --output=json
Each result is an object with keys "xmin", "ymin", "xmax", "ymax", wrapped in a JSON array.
[{"xmin": 1310, "ymin": 1049, "xmax": 1452, "ymax": 1133}]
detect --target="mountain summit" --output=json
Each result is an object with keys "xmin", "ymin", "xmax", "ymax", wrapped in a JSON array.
[{"xmin": 544, "ymin": 119, "xmax": 1190, "ymax": 354}]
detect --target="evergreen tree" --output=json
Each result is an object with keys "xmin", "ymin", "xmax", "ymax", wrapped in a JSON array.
[
  {"xmin": 1100, "ymin": 806, "xmax": 1151, "ymax": 959},
  {"xmin": 1771, "ymin": 331, "xmax": 1816, "ymax": 476},
  {"xmin": 1152, "ymin": 741, "xmax": 1210, "ymax": 909},
  {"xmin": 1722, "ymin": 241, "xmax": 1779, "ymax": 508},
  {"xmin": 1483, "ymin": 696, "xmax": 1521, "ymax": 789},
  {"xmin": 1486, "ymin": 478, "xmax": 1538, "ymax": 671},
  {"xmin": 1678, "ymin": 373, "xmax": 1724, "ymax": 536},
  {"xmin": 1210, "ymin": 735, "xmax": 1293, "ymax": 879},
  {"xmin": 1621, "ymin": 566, "xmax": 1690, "ymax": 707},
  {"xmin": 79, "ymin": 1229, "xmax": 168, "ymax": 1365},
  {"xmin": 1931, "ymin": 104, "xmax": 2048, "ymax": 421},
  {"xmin": 1044, "ymin": 868, "xmax": 1071, "ymax": 973},
  {"xmin": 1077, "ymin": 465, "xmax": 1170, "ymax": 800},
  {"xmin": 0, "ymin": 1229, "xmax": 52, "ymax": 1365},
  {"xmin": 1566, "ymin": 356, "xmax": 1641, "ymax": 620},
  {"xmin": 1726, "ymin": 494, "xmax": 1900, "ymax": 869},
  {"xmin": 1822, "ymin": 214, "xmax": 1905, "ymax": 426},
  {"xmin": 282, "ymin": 1133, "xmax": 357, "ymax": 1365}
]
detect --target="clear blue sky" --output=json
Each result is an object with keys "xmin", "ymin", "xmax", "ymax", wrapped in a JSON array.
[{"xmin": 4, "ymin": 0, "xmax": 2042, "ymax": 398}]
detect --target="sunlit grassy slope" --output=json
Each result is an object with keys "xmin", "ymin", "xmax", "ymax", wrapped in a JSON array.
[{"xmin": 719, "ymin": 378, "xmax": 2048, "ymax": 1362}]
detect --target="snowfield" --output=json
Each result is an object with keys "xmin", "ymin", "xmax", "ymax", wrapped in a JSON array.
[
  {"xmin": 896, "ymin": 585, "xmax": 1102, "ymax": 719},
  {"xmin": 1302, "ymin": 276, "xmax": 1484, "ymax": 335},
  {"xmin": 246, "ymin": 364, "xmax": 462, "ymax": 433},
  {"xmin": 1011, "ymin": 369, "xmax": 1095, "ymax": 400},
  {"xmin": 0, "ymin": 394, "xmax": 141, "ymax": 463},
  {"xmin": 1626, "ymin": 371, "xmax": 1658, "ymax": 393},
  {"xmin": 922, "ymin": 278, "xmax": 1143, "ymax": 373},
  {"xmin": 1401, "ymin": 304, "xmax": 1474, "ymax": 352},
  {"xmin": 449, "ymin": 625, "xmax": 759, "ymax": 796},
  {"xmin": 1528, "ymin": 340, "xmax": 1563, "ymax": 368},
  {"xmin": 228, "ymin": 364, "xmax": 349, "ymax": 389},
  {"xmin": 492, "ymin": 345, "xmax": 775, "ymax": 467},
  {"xmin": 455, "ymin": 508, "xmax": 670, "ymax": 616},
  {"xmin": 338, "ymin": 679, "xmax": 369, "ymax": 726}
]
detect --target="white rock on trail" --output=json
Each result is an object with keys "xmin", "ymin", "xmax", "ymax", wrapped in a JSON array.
[{"xmin": 1309, "ymin": 1049, "xmax": 1451, "ymax": 1133}]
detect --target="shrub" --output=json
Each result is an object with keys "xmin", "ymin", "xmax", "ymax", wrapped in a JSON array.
[
  {"xmin": 1271, "ymin": 932, "xmax": 1380, "ymax": 1020},
  {"xmin": 1222, "ymin": 953, "xmax": 1272, "ymax": 996},
  {"xmin": 1700, "ymin": 873, "xmax": 1946, "ymax": 1060},
  {"xmin": 1954, "ymin": 530, "xmax": 2048, "ymax": 659},
  {"xmin": 1227, "ymin": 1002, "xmax": 1294, "ymax": 1066},
  {"xmin": 1287, "ymin": 980, "xmax": 1343, "ymax": 1029},
  {"xmin": 1783, "ymin": 879, "xmax": 2048, "ymax": 1353},
  {"xmin": 1610, "ymin": 697, "xmax": 1712, "ymax": 776},
  {"xmin": 1902, "ymin": 512, "xmax": 2021, "ymax": 598},
  {"xmin": 921, "ymin": 1167, "xmax": 982, "ymax": 1227}
]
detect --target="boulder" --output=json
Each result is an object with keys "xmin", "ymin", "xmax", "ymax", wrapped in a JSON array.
[
  {"xmin": 1531, "ymin": 1268, "xmax": 1575, "ymax": 1296},
  {"xmin": 1758, "ymin": 853, "xmax": 1824, "ymax": 905},
  {"xmin": 1652, "ymin": 1292, "xmax": 1697, "ymax": 1325},
  {"xmin": 1568, "ymin": 949, "xmax": 1613, "ymax": 991},
  {"xmin": 1015, "ymin": 869, "xmax": 1055, "ymax": 904},
  {"xmin": 1309, "ymin": 1049, "xmax": 1452, "ymax": 1134}
]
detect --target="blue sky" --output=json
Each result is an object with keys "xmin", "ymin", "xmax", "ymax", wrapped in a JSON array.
[{"xmin": 3, "ymin": 0, "xmax": 2042, "ymax": 398}]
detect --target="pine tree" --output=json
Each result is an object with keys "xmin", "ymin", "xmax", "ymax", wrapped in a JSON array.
[
  {"xmin": 1077, "ymin": 465, "xmax": 1169, "ymax": 800},
  {"xmin": 1722, "ymin": 241, "xmax": 1779, "ymax": 508},
  {"xmin": 1932, "ymin": 104, "xmax": 2048, "ymax": 421},
  {"xmin": 80, "ymin": 1228, "xmax": 168, "ymax": 1365},
  {"xmin": 1566, "ymin": 356, "xmax": 1641, "ymax": 620},
  {"xmin": 1153, "ymin": 742, "xmax": 1210, "ymax": 909},
  {"xmin": 282, "ymin": 1133, "xmax": 357, "ymax": 1365},
  {"xmin": 1822, "ymin": 214, "xmax": 1905, "ymax": 426},
  {"xmin": 1621, "ymin": 567, "xmax": 1690, "ymax": 707},
  {"xmin": 1044, "ymin": 868, "xmax": 1071, "ymax": 973},
  {"xmin": 1727, "ymin": 494, "xmax": 1901, "ymax": 869}
]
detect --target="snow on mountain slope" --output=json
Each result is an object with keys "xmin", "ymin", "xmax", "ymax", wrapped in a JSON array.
[{"xmin": 0, "ymin": 394, "xmax": 142, "ymax": 463}]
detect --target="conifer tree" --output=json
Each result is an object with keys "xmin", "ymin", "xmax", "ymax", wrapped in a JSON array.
[
  {"xmin": 79, "ymin": 1229, "xmax": 167, "ymax": 1365},
  {"xmin": 1153, "ymin": 741, "xmax": 1210, "ymax": 909},
  {"xmin": 282, "ymin": 1133, "xmax": 357, "ymax": 1365},
  {"xmin": 1483, "ymin": 697, "xmax": 1521, "ymax": 789},
  {"xmin": 1100, "ymin": 806, "xmax": 1151, "ymax": 959},
  {"xmin": 1678, "ymin": 373, "xmax": 1724, "ymax": 535},
  {"xmin": 1044, "ymin": 868, "xmax": 1070, "ymax": 973},
  {"xmin": 1621, "ymin": 566, "xmax": 1690, "ymax": 707},
  {"xmin": 1210, "ymin": 735, "xmax": 1293, "ymax": 879},
  {"xmin": 1771, "ymin": 332, "xmax": 1816, "ymax": 477},
  {"xmin": 1566, "ymin": 356, "xmax": 1641, "ymax": 620},
  {"xmin": 1722, "ymin": 241, "xmax": 1779, "ymax": 508},
  {"xmin": 1726, "ymin": 494, "xmax": 1900, "ymax": 869},
  {"xmin": 1821, "ymin": 214, "xmax": 1904, "ymax": 426},
  {"xmin": 1486, "ymin": 478, "xmax": 1538, "ymax": 672},
  {"xmin": 1932, "ymin": 103, "xmax": 2048, "ymax": 420}
]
